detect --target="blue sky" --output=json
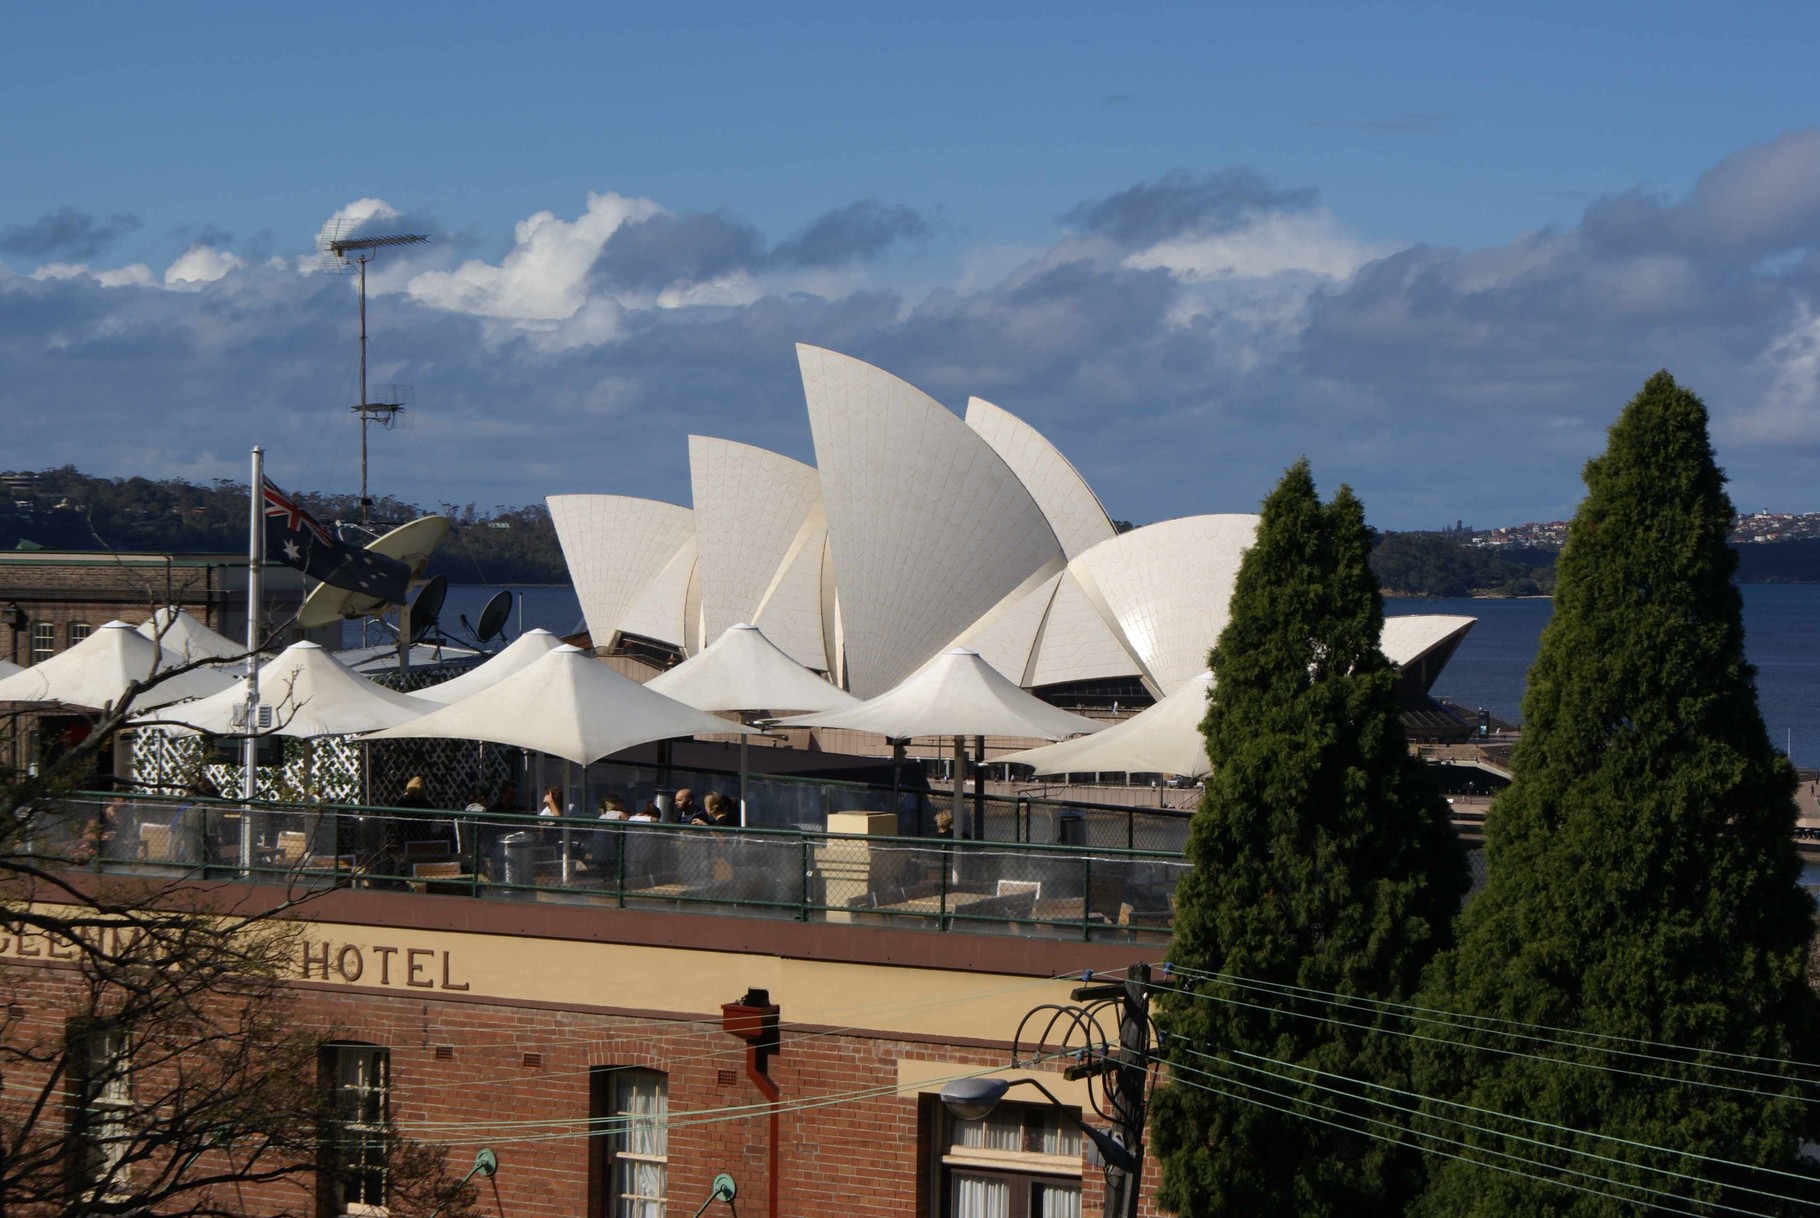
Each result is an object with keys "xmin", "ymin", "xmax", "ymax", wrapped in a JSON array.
[{"xmin": 4, "ymin": 2, "xmax": 1819, "ymax": 529}]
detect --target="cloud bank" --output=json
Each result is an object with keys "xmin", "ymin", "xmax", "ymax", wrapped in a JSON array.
[{"xmin": 3, "ymin": 130, "xmax": 1820, "ymax": 529}]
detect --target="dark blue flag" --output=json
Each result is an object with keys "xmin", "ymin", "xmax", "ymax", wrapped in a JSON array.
[{"xmin": 262, "ymin": 478, "xmax": 412, "ymax": 604}]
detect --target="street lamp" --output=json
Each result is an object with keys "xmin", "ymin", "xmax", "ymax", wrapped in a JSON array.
[{"xmin": 938, "ymin": 1076, "xmax": 1139, "ymax": 1174}]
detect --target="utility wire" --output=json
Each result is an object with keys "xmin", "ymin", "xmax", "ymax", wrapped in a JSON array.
[
  {"xmin": 1142, "ymin": 975, "xmax": 1819, "ymax": 1107},
  {"xmin": 1156, "ymin": 960, "xmax": 1820, "ymax": 1086},
  {"xmin": 1163, "ymin": 1066, "xmax": 1776, "ymax": 1218},
  {"xmin": 1167, "ymin": 1044, "xmax": 1820, "ymax": 1212}
]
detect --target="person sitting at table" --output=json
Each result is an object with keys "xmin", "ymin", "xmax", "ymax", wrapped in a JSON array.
[
  {"xmin": 539, "ymin": 786, "xmax": 564, "ymax": 817},
  {"xmin": 692, "ymin": 792, "xmax": 736, "ymax": 827},
  {"xmin": 598, "ymin": 794, "xmax": 628, "ymax": 820},
  {"xmin": 671, "ymin": 788, "xmax": 698, "ymax": 823}
]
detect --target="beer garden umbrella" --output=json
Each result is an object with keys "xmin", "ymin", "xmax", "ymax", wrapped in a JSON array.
[{"xmin": 645, "ymin": 623, "xmax": 860, "ymax": 823}]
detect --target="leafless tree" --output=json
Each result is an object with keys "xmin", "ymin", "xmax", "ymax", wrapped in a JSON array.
[{"xmin": 0, "ymin": 633, "xmax": 480, "ymax": 1217}]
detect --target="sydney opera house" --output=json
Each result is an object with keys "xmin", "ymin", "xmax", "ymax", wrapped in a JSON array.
[{"xmin": 550, "ymin": 344, "xmax": 1474, "ymax": 762}]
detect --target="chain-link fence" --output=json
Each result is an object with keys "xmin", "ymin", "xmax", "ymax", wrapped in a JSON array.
[{"xmin": 31, "ymin": 792, "xmax": 1190, "ymax": 944}]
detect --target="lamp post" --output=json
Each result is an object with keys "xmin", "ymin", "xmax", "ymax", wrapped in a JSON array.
[
  {"xmin": 938, "ymin": 1076, "xmax": 1139, "ymax": 1175},
  {"xmin": 948, "ymin": 963, "xmax": 1154, "ymax": 1218}
]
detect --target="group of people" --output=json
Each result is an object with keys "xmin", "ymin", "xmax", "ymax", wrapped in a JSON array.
[{"xmin": 397, "ymin": 778, "xmax": 741, "ymax": 828}]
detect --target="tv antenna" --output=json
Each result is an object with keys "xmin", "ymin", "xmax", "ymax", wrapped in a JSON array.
[{"xmin": 318, "ymin": 223, "xmax": 429, "ymax": 523}]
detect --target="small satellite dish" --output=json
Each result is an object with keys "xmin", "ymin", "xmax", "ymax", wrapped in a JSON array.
[
  {"xmin": 408, "ymin": 575, "xmax": 448, "ymax": 645},
  {"xmin": 475, "ymin": 590, "xmax": 512, "ymax": 644}
]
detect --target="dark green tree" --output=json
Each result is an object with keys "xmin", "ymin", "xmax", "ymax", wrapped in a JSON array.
[
  {"xmin": 1411, "ymin": 372, "xmax": 1820, "ymax": 1214},
  {"xmin": 1150, "ymin": 461, "xmax": 1468, "ymax": 1217}
]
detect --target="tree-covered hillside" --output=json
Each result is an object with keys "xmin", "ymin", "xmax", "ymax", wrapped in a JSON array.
[{"xmin": 0, "ymin": 467, "xmax": 569, "ymax": 584}]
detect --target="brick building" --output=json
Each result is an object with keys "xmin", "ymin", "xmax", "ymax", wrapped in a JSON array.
[{"xmin": 3, "ymin": 804, "xmax": 1175, "ymax": 1218}]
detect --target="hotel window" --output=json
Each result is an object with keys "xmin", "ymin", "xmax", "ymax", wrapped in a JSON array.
[
  {"xmin": 69, "ymin": 1023, "xmax": 133, "ymax": 1195},
  {"xmin": 322, "ymin": 1043, "xmax": 390, "ymax": 1216},
  {"xmin": 596, "ymin": 1068, "xmax": 667, "ymax": 1218},
  {"xmin": 69, "ymin": 622, "xmax": 91, "ymax": 646},
  {"xmin": 940, "ymin": 1101, "xmax": 1083, "ymax": 1218},
  {"xmin": 31, "ymin": 621, "xmax": 55, "ymax": 663}
]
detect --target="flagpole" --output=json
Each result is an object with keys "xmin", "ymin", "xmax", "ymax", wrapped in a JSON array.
[{"xmin": 241, "ymin": 446, "xmax": 264, "ymax": 874}]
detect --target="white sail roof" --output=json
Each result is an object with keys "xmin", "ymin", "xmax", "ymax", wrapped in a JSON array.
[
  {"xmin": 140, "ymin": 641, "xmax": 428, "ymax": 738},
  {"xmin": 1071, "ymin": 514, "xmax": 1259, "ymax": 696},
  {"xmin": 1381, "ymin": 614, "xmax": 1477, "ymax": 670},
  {"xmin": 689, "ymin": 437, "xmax": 824, "ymax": 647},
  {"xmin": 364, "ymin": 645, "xmax": 754, "ymax": 766},
  {"xmin": 0, "ymin": 621, "xmax": 235, "ymax": 711},
  {"xmin": 751, "ymin": 499, "xmax": 832, "ymax": 671},
  {"xmin": 645, "ymin": 623, "xmax": 860, "ymax": 714},
  {"xmin": 1001, "ymin": 672, "xmax": 1214, "ymax": 778},
  {"xmin": 965, "ymin": 397, "xmax": 1116, "ymax": 560},
  {"xmin": 1005, "ymin": 613, "xmax": 1482, "ymax": 777},
  {"xmin": 797, "ymin": 345, "xmax": 1064, "ymax": 697},
  {"xmin": 1026, "ymin": 570, "xmax": 1145, "ymax": 688},
  {"xmin": 411, "ymin": 628, "xmax": 567, "ymax": 705},
  {"xmin": 137, "ymin": 607, "xmax": 243, "ymax": 663},
  {"xmin": 549, "ymin": 494, "xmax": 694, "ymax": 647},
  {"xmin": 780, "ymin": 647, "xmax": 1103, "ymax": 741}
]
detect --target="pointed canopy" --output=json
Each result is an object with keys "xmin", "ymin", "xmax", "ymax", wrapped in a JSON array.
[
  {"xmin": 1001, "ymin": 672, "xmax": 1214, "ymax": 778},
  {"xmin": 780, "ymin": 647, "xmax": 1103, "ymax": 741},
  {"xmin": 645, "ymin": 623, "xmax": 860, "ymax": 714},
  {"xmin": 363, "ymin": 645, "xmax": 756, "ymax": 766},
  {"xmin": 136, "ymin": 607, "xmax": 243, "ymax": 663},
  {"xmin": 1000, "ymin": 614, "xmax": 1481, "ymax": 777},
  {"xmin": 139, "ymin": 641, "xmax": 430, "ymax": 738},
  {"xmin": 0, "ymin": 621, "xmax": 235, "ymax": 711},
  {"xmin": 410, "ymin": 628, "xmax": 567, "ymax": 705}
]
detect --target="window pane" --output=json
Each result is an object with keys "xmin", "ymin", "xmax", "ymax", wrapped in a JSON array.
[
  {"xmin": 1036, "ymin": 1182, "xmax": 1082, "ymax": 1218},
  {"xmin": 952, "ymin": 1173, "xmax": 1010, "ymax": 1218},
  {"xmin": 329, "ymin": 1046, "xmax": 388, "ymax": 1212},
  {"xmin": 1038, "ymin": 1112, "xmax": 1080, "ymax": 1157},
  {"xmin": 69, "ymin": 622, "xmax": 91, "ymax": 645},
  {"xmin": 31, "ymin": 622, "xmax": 54, "ymax": 663},
  {"xmin": 612, "ymin": 1070, "xmax": 667, "ymax": 1217}
]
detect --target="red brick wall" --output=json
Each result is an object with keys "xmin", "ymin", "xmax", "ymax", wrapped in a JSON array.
[{"xmin": 5, "ymin": 959, "xmax": 1167, "ymax": 1218}]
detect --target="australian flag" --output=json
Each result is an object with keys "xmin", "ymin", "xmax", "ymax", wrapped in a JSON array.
[{"xmin": 262, "ymin": 478, "xmax": 412, "ymax": 604}]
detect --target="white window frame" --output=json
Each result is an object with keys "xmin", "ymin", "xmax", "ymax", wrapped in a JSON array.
[
  {"xmin": 74, "ymin": 1024, "xmax": 133, "ymax": 1195},
  {"xmin": 941, "ymin": 1102, "xmax": 1082, "ymax": 1218},
  {"xmin": 327, "ymin": 1044, "xmax": 390, "ymax": 1216},
  {"xmin": 31, "ymin": 621, "xmax": 55, "ymax": 663},
  {"xmin": 608, "ymin": 1069, "xmax": 668, "ymax": 1218},
  {"xmin": 68, "ymin": 622, "xmax": 92, "ymax": 646}
]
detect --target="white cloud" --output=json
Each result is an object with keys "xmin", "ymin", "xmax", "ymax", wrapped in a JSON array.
[
  {"xmin": 406, "ymin": 191, "xmax": 661, "ymax": 321},
  {"xmin": 27, "ymin": 261, "xmax": 156, "ymax": 287},
  {"xmin": 164, "ymin": 245, "xmax": 245, "ymax": 285},
  {"xmin": 1728, "ymin": 308, "xmax": 1820, "ymax": 445},
  {"xmin": 1124, "ymin": 208, "xmax": 1384, "ymax": 282},
  {"xmin": 96, "ymin": 263, "xmax": 155, "ymax": 288}
]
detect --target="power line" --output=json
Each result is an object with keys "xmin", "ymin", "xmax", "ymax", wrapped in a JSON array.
[{"xmin": 1168, "ymin": 1044, "xmax": 1820, "ymax": 1212}]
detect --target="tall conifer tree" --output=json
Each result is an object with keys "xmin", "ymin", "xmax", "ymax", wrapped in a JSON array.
[
  {"xmin": 1412, "ymin": 372, "xmax": 1820, "ymax": 1214},
  {"xmin": 1151, "ymin": 462, "xmax": 1467, "ymax": 1217}
]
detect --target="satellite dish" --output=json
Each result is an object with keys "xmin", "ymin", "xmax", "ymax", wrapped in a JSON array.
[
  {"xmin": 408, "ymin": 575, "xmax": 448, "ymax": 645},
  {"xmin": 297, "ymin": 515, "xmax": 452, "ymax": 628},
  {"xmin": 475, "ymin": 590, "xmax": 512, "ymax": 644}
]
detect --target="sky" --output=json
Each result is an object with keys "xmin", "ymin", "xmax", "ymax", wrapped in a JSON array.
[{"xmin": 3, "ymin": 1, "xmax": 1819, "ymax": 530}]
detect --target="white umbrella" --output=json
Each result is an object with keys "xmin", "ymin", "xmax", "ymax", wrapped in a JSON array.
[
  {"xmin": 0, "ymin": 621, "xmax": 235, "ymax": 711},
  {"xmin": 999, "ymin": 614, "xmax": 1479, "ymax": 780},
  {"xmin": 779, "ymin": 647, "xmax": 1102, "ymax": 836},
  {"xmin": 136, "ymin": 607, "xmax": 243, "ymax": 663},
  {"xmin": 1001, "ymin": 672, "xmax": 1213, "ymax": 778},
  {"xmin": 136, "ymin": 641, "xmax": 430, "ymax": 738},
  {"xmin": 0, "ymin": 658, "xmax": 20, "ymax": 681},
  {"xmin": 409, "ymin": 628, "xmax": 565, "ymax": 705},
  {"xmin": 646, "ymin": 623, "xmax": 859, "ymax": 822},
  {"xmin": 363, "ymin": 644, "xmax": 755, "ymax": 766}
]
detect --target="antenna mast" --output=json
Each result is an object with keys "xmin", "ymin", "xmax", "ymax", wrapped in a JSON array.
[{"xmin": 320, "ymin": 229, "xmax": 428, "ymax": 523}]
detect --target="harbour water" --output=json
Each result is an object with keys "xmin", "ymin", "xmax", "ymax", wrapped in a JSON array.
[{"xmin": 1388, "ymin": 585, "xmax": 1820, "ymax": 770}]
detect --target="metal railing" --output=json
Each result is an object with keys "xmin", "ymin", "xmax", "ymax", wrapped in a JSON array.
[{"xmin": 32, "ymin": 793, "xmax": 1188, "ymax": 944}]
